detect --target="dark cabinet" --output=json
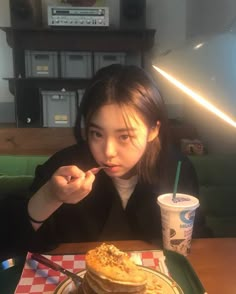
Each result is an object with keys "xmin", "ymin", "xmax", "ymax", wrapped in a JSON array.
[{"xmin": 2, "ymin": 27, "xmax": 155, "ymax": 127}]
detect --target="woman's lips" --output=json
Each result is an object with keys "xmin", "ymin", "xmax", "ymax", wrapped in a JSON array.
[{"xmin": 103, "ymin": 164, "xmax": 120, "ymax": 172}]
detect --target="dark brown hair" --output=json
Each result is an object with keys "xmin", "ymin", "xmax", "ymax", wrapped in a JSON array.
[{"xmin": 74, "ymin": 64, "xmax": 170, "ymax": 183}]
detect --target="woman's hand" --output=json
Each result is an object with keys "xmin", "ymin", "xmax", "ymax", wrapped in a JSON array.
[
  {"xmin": 28, "ymin": 165, "xmax": 96, "ymax": 230},
  {"xmin": 47, "ymin": 165, "xmax": 96, "ymax": 204}
]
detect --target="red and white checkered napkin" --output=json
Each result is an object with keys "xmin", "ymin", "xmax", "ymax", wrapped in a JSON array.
[{"xmin": 14, "ymin": 250, "xmax": 168, "ymax": 294}]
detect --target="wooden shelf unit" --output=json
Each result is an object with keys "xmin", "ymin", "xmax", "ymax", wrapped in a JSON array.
[{"xmin": 1, "ymin": 27, "xmax": 156, "ymax": 128}]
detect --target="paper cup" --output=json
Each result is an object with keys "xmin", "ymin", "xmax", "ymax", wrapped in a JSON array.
[{"xmin": 157, "ymin": 193, "xmax": 199, "ymax": 256}]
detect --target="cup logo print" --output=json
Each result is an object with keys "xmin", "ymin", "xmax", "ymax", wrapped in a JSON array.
[
  {"xmin": 180, "ymin": 210, "xmax": 195, "ymax": 227},
  {"xmin": 170, "ymin": 228, "xmax": 176, "ymax": 238}
]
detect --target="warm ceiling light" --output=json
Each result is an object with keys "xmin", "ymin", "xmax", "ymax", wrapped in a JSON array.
[{"xmin": 153, "ymin": 65, "xmax": 236, "ymax": 128}]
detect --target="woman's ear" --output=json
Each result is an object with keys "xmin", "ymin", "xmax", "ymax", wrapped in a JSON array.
[{"xmin": 147, "ymin": 121, "xmax": 160, "ymax": 142}]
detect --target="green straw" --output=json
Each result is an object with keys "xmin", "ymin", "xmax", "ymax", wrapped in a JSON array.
[{"xmin": 173, "ymin": 161, "xmax": 182, "ymax": 201}]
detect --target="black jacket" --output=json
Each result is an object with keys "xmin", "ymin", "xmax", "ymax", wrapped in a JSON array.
[{"xmin": 3, "ymin": 143, "xmax": 210, "ymax": 254}]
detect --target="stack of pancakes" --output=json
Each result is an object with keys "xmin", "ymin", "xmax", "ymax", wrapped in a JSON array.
[{"xmin": 78, "ymin": 243, "xmax": 147, "ymax": 293}]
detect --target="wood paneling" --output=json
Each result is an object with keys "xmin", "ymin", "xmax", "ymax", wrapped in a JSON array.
[{"xmin": 0, "ymin": 128, "xmax": 76, "ymax": 155}]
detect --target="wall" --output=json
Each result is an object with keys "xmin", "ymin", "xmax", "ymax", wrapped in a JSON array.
[
  {"xmin": 147, "ymin": 0, "xmax": 186, "ymax": 54},
  {"xmin": 182, "ymin": 0, "xmax": 236, "ymax": 153},
  {"xmin": 183, "ymin": 98, "xmax": 236, "ymax": 154},
  {"xmin": 187, "ymin": 0, "xmax": 236, "ymax": 38}
]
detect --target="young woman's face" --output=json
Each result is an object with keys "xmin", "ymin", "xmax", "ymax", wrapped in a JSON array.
[{"xmin": 87, "ymin": 104, "xmax": 159, "ymax": 179}]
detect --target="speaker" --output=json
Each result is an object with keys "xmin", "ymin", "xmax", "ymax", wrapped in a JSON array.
[
  {"xmin": 120, "ymin": 0, "xmax": 146, "ymax": 30},
  {"xmin": 9, "ymin": 0, "xmax": 42, "ymax": 28}
]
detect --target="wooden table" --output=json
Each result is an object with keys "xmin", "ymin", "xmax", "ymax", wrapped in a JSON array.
[
  {"xmin": 187, "ymin": 238, "xmax": 236, "ymax": 294},
  {"xmin": 49, "ymin": 238, "xmax": 236, "ymax": 294}
]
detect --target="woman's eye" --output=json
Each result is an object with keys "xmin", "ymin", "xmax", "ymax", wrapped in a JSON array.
[
  {"xmin": 90, "ymin": 130, "xmax": 102, "ymax": 138},
  {"xmin": 120, "ymin": 134, "xmax": 130, "ymax": 141}
]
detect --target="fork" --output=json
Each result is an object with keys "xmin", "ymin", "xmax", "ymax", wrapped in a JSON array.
[
  {"xmin": 89, "ymin": 166, "xmax": 109, "ymax": 174},
  {"xmin": 66, "ymin": 166, "xmax": 108, "ymax": 182},
  {"xmin": 31, "ymin": 253, "xmax": 83, "ymax": 288}
]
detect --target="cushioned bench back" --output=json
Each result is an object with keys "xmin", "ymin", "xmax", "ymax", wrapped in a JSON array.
[
  {"xmin": 189, "ymin": 155, "xmax": 236, "ymax": 237},
  {"xmin": 0, "ymin": 155, "xmax": 49, "ymax": 176},
  {"xmin": 0, "ymin": 155, "xmax": 49, "ymax": 198},
  {"xmin": 189, "ymin": 154, "xmax": 236, "ymax": 186}
]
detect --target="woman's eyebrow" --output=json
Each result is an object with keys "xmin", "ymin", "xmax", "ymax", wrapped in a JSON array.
[
  {"xmin": 88, "ymin": 122, "xmax": 102, "ymax": 129},
  {"xmin": 89, "ymin": 122, "xmax": 137, "ymax": 132}
]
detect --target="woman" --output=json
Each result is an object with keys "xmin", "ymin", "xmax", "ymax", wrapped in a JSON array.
[{"xmin": 17, "ymin": 64, "xmax": 209, "ymax": 252}]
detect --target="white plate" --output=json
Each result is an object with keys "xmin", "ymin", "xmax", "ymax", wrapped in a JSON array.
[{"xmin": 54, "ymin": 266, "xmax": 183, "ymax": 294}]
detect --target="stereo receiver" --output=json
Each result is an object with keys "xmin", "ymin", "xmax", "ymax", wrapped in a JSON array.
[{"xmin": 47, "ymin": 6, "xmax": 109, "ymax": 27}]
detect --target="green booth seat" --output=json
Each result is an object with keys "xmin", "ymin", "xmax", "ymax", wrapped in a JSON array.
[
  {"xmin": 189, "ymin": 155, "xmax": 236, "ymax": 237},
  {"xmin": 0, "ymin": 155, "xmax": 49, "ymax": 199}
]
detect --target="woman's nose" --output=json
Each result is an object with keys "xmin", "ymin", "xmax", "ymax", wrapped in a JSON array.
[{"xmin": 104, "ymin": 139, "xmax": 117, "ymax": 158}]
